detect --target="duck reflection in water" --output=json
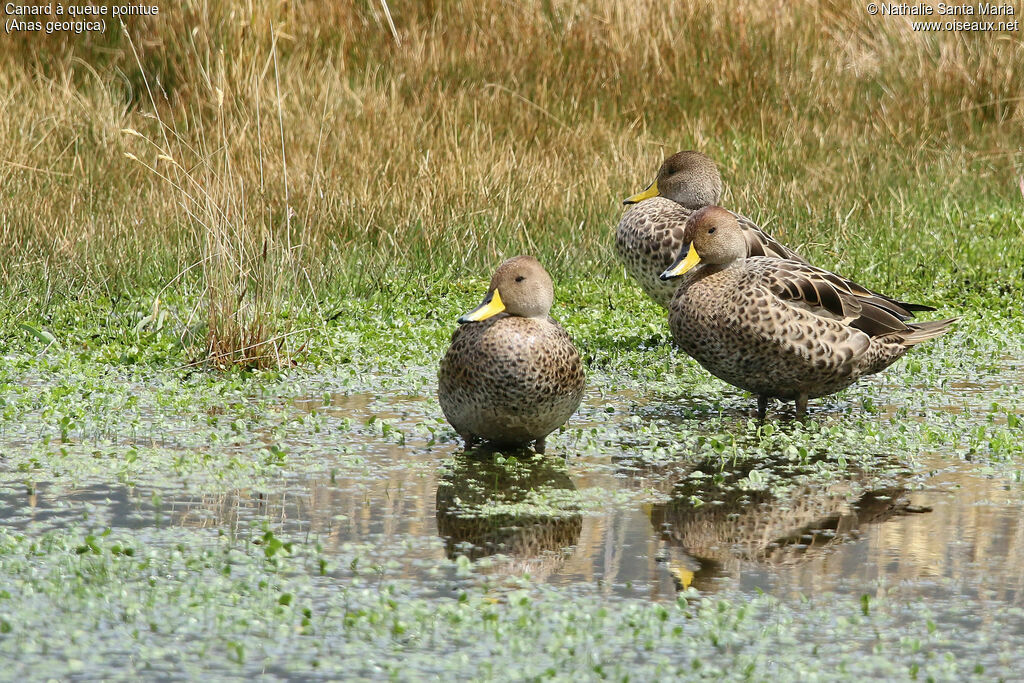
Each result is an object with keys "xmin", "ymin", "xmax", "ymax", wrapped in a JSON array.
[
  {"xmin": 644, "ymin": 456, "xmax": 930, "ymax": 592},
  {"xmin": 436, "ymin": 449, "xmax": 582, "ymax": 581}
]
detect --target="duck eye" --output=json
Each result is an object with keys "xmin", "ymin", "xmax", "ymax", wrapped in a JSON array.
[
  {"xmin": 515, "ymin": 275, "xmax": 525, "ymax": 283},
  {"xmin": 708, "ymin": 227, "xmax": 716, "ymax": 234}
]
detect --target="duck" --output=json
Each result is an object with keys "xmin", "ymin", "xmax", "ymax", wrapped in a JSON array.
[
  {"xmin": 659, "ymin": 206, "xmax": 957, "ymax": 419},
  {"xmin": 617, "ymin": 151, "xmax": 932, "ymax": 318},
  {"xmin": 438, "ymin": 256, "xmax": 586, "ymax": 452},
  {"xmin": 617, "ymin": 150, "xmax": 803, "ymax": 308}
]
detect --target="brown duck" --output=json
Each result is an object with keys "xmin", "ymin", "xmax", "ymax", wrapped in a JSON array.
[
  {"xmin": 617, "ymin": 150, "xmax": 932, "ymax": 319},
  {"xmin": 660, "ymin": 206, "xmax": 956, "ymax": 418},
  {"xmin": 438, "ymin": 256, "xmax": 585, "ymax": 451}
]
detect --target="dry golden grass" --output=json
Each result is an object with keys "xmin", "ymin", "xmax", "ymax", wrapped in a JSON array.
[{"xmin": 2, "ymin": 0, "xmax": 1022, "ymax": 302}]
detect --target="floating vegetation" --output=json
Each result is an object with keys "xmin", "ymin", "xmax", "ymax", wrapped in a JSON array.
[{"xmin": 1, "ymin": 285, "xmax": 1023, "ymax": 677}]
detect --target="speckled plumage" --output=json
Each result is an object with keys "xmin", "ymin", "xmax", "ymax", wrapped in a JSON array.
[
  {"xmin": 663, "ymin": 207, "xmax": 956, "ymax": 417},
  {"xmin": 438, "ymin": 257, "xmax": 585, "ymax": 450},
  {"xmin": 616, "ymin": 196, "xmax": 800, "ymax": 308},
  {"xmin": 617, "ymin": 151, "xmax": 804, "ymax": 309},
  {"xmin": 616, "ymin": 151, "xmax": 931, "ymax": 318}
]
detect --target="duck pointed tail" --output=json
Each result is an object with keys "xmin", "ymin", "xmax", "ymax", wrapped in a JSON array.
[
  {"xmin": 890, "ymin": 317, "xmax": 959, "ymax": 347},
  {"xmin": 899, "ymin": 301, "xmax": 938, "ymax": 314}
]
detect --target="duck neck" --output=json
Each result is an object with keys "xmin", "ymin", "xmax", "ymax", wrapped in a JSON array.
[{"xmin": 685, "ymin": 260, "xmax": 732, "ymax": 284}]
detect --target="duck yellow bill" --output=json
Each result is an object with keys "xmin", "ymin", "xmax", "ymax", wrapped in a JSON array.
[
  {"xmin": 457, "ymin": 288, "xmax": 505, "ymax": 323},
  {"xmin": 623, "ymin": 179, "xmax": 659, "ymax": 205},
  {"xmin": 672, "ymin": 567, "xmax": 695, "ymax": 590},
  {"xmin": 660, "ymin": 243, "xmax": 701, "ymax": 280}
]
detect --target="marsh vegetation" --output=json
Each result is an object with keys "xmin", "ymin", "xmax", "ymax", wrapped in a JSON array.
[{"xmin": 1, "ymin": 0, "xmax": 1023, "ymax": 678}]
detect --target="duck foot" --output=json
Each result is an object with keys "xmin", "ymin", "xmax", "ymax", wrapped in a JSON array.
[
  {"xmin": 756, "ymin": 395, "xmax": 769, "ymax": 420},
  {"xmin": 795, "ymin": 394, "xmax": 808, "ymax": 419}
]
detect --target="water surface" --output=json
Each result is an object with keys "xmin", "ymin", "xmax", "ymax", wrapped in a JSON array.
[{"xmin": 4, "ymin": 372, "xmax": 1022, "ymax": 624}]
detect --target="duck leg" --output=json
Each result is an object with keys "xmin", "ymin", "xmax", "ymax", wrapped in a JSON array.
[
  {"xmin": 757, "ymin": 395, "xmax": 769, "ymax": 420},
  {"xmin": 461, "ymin": 433, "xmax": 479, "ymax": 449},
  {"xmin": 795, "ymin": 394, "xmax": 808, "ymax": 419}
]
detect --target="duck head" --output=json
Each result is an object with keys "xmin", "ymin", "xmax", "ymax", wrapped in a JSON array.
[
  {"xmin": 458, "ymin": 256, "xmax": 555, "ymax": 323},
  {"xmin": 660, "ymin": 206, "xmax": 746, "ymax": 280},
  {"xmin": 623, "ymin": 150, "xmax": 723, "ymax": 210}
]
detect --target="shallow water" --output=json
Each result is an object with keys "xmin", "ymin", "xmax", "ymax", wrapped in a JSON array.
[{"xmin": 4, "ymin": 372, "xmax": 1023, "ymax": 624}]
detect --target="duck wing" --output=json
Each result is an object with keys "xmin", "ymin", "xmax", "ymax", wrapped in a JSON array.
[
  {"xmin": 736, "ymin": 214, "xmax": 935, "ymax": 317},
  {"xmin": 737, "ymin": 215, "xmax": 807, "ymax": 263},
  {"xmin": 763, "ymin": 259, "xmax": 911, "ymax": 337}
]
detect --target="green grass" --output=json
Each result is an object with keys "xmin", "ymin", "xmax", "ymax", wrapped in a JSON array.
[
  {"xmin": 1, "ymin": 284, "xmax": 1023, "ymax": 678},
  {"xmin": 2, "ymin": 2, "xmax": 1024, "ymax": 678},
  {"xmin": 2, "ymin": 1, "xmax": 1022, "ymax": 304},
  {"xmin": 1, "ymin": 523, "xmax": 1019, "ymax": 680}
]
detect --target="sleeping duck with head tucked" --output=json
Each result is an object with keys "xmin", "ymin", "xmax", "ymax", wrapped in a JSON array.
[
  {"xmin": 438, "ymin": 256, "xmax": 585, "ymax": 452},
  {"xmin": 659, "ymin": 206, "xmax": 957, "ymax": 419}
]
